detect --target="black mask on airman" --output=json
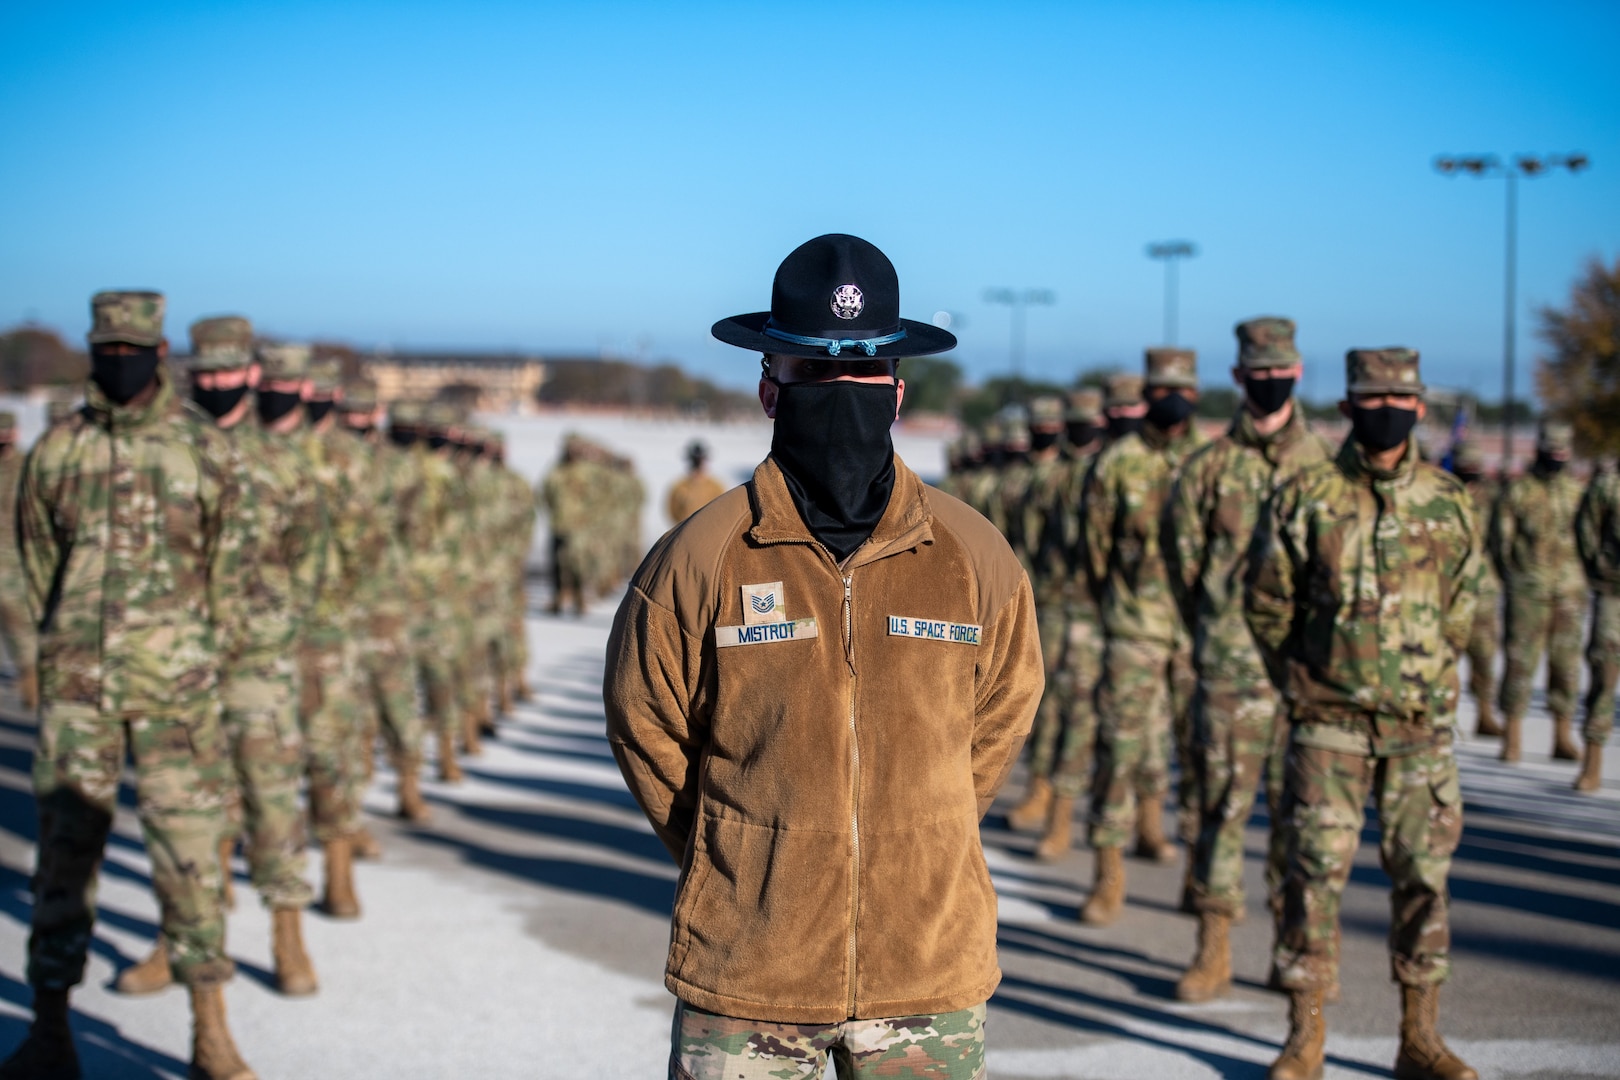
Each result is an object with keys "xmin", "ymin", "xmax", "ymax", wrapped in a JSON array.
[
  {"xmin": 1066, "ymin": 421, "xmax": 1102, "ymax": 449},
  {"xmin": 389, "ymin": 428, "xmax": 417, "ymax": 448},
  {"xmin": 90, "ymin": 347, "xmax": 161, "ymax": 406},
  {"xmin": 192, "ymin": 383, "xmax": 250, "ymax": 419},
  {"xmin": 768, "ymin": 379, "xmax": 896, "ymax": 562},
  {"xmin": 1107, "ymin": 415, "xmax": 1143, "ymax": 440},
  {"xmin": 1146, "ymin": 390, "xmax": 1196, "ymax": 429},
  {"xmin": 1030, "ymin": 430, "xmax": 1061, "ymax": 453},
  {"xmin": 1349, "ymin": 405, "xmax": 1417, "ymax": 453},
  {"xmin": 305, "ymin": 399, "xmax": 334, "ymax": 425},
  {"xmin": 256, "ymin": 389, "xmax": 302, "ymax": 425},
  {"xmin": 1244, "ymin": 375, "xmax": 1294, "ymax": 417}
]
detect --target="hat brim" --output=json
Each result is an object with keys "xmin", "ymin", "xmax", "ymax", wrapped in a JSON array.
[
  {"xmin": 87, "ymin": 330, "xmax": 163, "ymax": 348},
  {"xmin": 712, "ymin": 312, "xmax": 957, "ymax": 359},
  {"xmin": 1347, "ymin": 382, "xmax": 1427, "ymax": 397}
]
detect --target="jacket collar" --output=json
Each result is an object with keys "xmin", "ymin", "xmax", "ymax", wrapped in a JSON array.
[
  {"xmin": 750, "ymin": 453, "xmax": 933, "ymax": 568},
  {"xmin": 84, "ymin": 366, "xmax": 176, "ymax": 432},
  {"xmin": 1230, "ymin": 400, "xmax": 1309, "ymax": 461},
  {"xmin": 1336, "ymin": 432, "xmax": 1420, "ymax": 490}
]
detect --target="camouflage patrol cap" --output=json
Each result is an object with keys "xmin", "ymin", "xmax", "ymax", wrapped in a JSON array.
[
  {"xmin": 1145, "ymin": 347, "xmax": 1198, "ymax": 389},
  {"xmin": 1003, "ymin": 418, "xmax": 1031, "ymax": 450},
  {"xmin": 257, "ymin": 342, "xmax": 311, "ymax": 381},
  {"xmin": 981, "ymin": 419, "xmax": 1006, "ymax": 446},
  {"xmin": 390, "ymin": 400, "xmax": 425, "ymax": 427},
  {"xmin": 1028, "ymin": 395, "xmax": 1065, "ymax": 428},
  {"xmin": 1538, "ymin": 418, "xmax": 1574, "ymax": 455},
  {"xmin": 88, "ymin": 290, "xmax": 165, "ymax": 347},
  {"xmin": 1451, "ymin": 439, "xmax": 1486, "ymax": 473},
  {"xmin": 423, "ymin": 401, "xmax": 461, "ymax": 431},
  {"xmin": 1106, "ymin": 373, "xmax": 1144, "ymax": 409},
  {"xmin": 307, "ymin": 359, "xmax": 342, "ymax": 395},
  {"xmin": 46, "ymin": 398, "xmax": 78, "ymax": 424},
  {"xmin": 1345, "ymin": 347, "xmax": 1425, "ymax": 396},
  {"xmin": 1067, "ymin": 388, "xmax": 1104, "ymax": 423},
  {"xmin": 188, "ymin": 315, "xmax": 255, "ymax": 372},
  {"xmin": 0, "ymin": 411, "xmax": 15, "ymax": 437},
  {"xmin": 1235, "ymin": 317, "xmax": 1301, "ymax": 370},
  {"xmin": 339, "ymin": 378, "xmax": 379, "ymax": 412}
]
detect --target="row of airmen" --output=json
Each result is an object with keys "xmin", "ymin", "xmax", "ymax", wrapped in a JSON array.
[
  {"xmin": 939, "ymin": 317, "xmax": 1619, "ymax": 1080},
  {"xmin": 0, "ymin": 291, "xmax": 538, "ymax": 1080}
]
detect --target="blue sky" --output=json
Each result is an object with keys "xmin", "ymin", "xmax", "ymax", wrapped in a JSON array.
[{"xmin": 2, "ymin": 1, "xmax": 1616, "ymax": 398}]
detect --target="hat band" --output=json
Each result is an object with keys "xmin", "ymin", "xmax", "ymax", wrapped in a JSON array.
[{"xmin": 763, "ymin": 320, "xmax": 907, "ymax": 357}]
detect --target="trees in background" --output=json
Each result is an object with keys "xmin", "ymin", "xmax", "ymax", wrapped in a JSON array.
[
  {"xmin": 0, "ymin": 326, "xmax": 86, "ymax": 390},
  {"xmin": 1536, "ymin": 256, "xmax": 1620, "ymax": 459}
]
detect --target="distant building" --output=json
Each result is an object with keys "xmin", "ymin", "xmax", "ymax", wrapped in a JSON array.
[{"xmin": 362, "ymin": 353, "xmax": 546, "ymax": 413}]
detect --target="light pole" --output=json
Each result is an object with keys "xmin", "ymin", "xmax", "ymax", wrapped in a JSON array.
[
  {"xmin": 1146, "ymin": 240, "xmax": 1197, "ymax": 344},
  {"xmin": 983, "ymin": 288, "xmax": 1056, "ymax": 387},
  {"xmin": 1434, "ymin": 152, "xmax": 1588, "ymax": 467}
]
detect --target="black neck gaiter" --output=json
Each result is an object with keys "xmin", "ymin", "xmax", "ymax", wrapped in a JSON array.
[
  {"xmin": 1108, "ymin": 415, "xmax": 1143, "ymax": 441},
  {"xmin": 91, "ymin": 349, "xmax": 161, "ymax": 406},
  {"xmin": 306, "ymin": 399, "xmax": 334, "ymax": 425},
  {"xmin": 193, "ymin": 383, "xmax": 250, "ymax": 420},
  {"xmin": 257, "ymin": 389, "xmax": 302, "ymax": 426},
  {"xmin": 770, "ymin": 380, "xmax": 897, "ymax": 563}
]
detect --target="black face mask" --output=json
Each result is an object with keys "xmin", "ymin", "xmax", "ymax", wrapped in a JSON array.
[
  {"xmin": 345, "ymin": 421, "xmax": 375, "ymax": 439},
  {"xmin": 1108, "ymin": 415, "xmax": 1143, "ymax": 440},
  {"xmin": 1244, "ymin": 375, "xmax": 1295, "ymax": 417},
  {"xmin": 389, "ymin": 428, "xmax": 417, "ymax": 448},
  {"xmin": 1030, "ymin": 430, "xmax": 1061, "ymax": 453},
  {"xmin": 1066, "ymin": 422, "xmax": 1102, "ymax": 449},
  {"xmin": 1146, "ymin": 390, "xmax": 1196, "ymax": 429},
  {"xmin": 257, "ymin": 389, "xmax": 302, "ymax": 426},
  {"xmin": 1350, "ymin": 405, "xmax": 1417, "ymax": 453},
  {"xmin": 769, "ymin": 379, "xmax": 897, "ymax": 562},
  {"xmin": 90, "ymin": 348, "xmax": 161, "ymax": 406},
  {"xmin": 1454, "ymin": 469, "xmax": 1482, "ymax": 485},
  {"xmin": 305, "ymin": 399, "xmax": 334, "ymax": 425},
  {"xmin": 192, "ymin": 383, "xmax": 250, "ymax": 420},
  {"xmin": 428, "ymin": 435, "xmax": 451, "ymax": 451},
  {"xmin": 1536, "ymin": 451, "xmax": 1567, "ymax": 475}
]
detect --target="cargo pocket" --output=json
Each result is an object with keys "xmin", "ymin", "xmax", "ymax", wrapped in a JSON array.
[{"xmin": 1426, "ymin": 767, "xmax": 1463, "ymax": 860}]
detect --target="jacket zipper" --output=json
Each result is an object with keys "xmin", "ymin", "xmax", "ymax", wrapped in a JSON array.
[{"xmin": 843, "ymin": 572, "xmax": 859, "ymax": 1016}]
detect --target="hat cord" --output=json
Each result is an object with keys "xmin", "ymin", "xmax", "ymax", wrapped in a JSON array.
[{"xmin": 762, "ymin": 324, "xmax": 907, "ymax": 357}]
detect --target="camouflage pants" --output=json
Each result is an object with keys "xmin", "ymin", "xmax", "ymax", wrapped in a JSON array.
[
  {"xmin": 1272, "ymin": 735, "xmax": 1462, "ymax": 991},
  {"xmin": 1465, "ymin": 589, "xmax": 1499, "ymax": 713},
  {"xmin": 1089, "ymin": 638, "xmax": 1192, "ymax": 849},
  {"xmin": 1583, "ymin": 593, "xmax": 1620, "ymax": 745},
  {"xmin": 670, "ymin": 1001, "xmax": 986, "ymax": 1080},
  {"xmin": 29, "ymin": 701, "xmax": 234, "ymax": 989},
  {"xmin": 0, "ymin": 572, "xmax": 35, "ymax": 679},
  {"xmin": 1186, "ymin": 679, "xmax": 1288, "ymax": 919},
  {"xmin": 300, "ymin": 637, "xmax": 366, "ymax": 843},
  {"xmin": 1025, "ymin": 601, "xmax": 1072, "ymax": 780},
  {"xmin": 502, "ymin": 566, "xmax": 530, "ymax": 684},
  {"xmin": 220, "ymin": 667, "xmax": 312, "ymax": 910},
  {"xmin": 1050, "ymin": 615, "xmax": 1104, "ymax": 800},
  {"xmin": 358, "ymin": 614, "xmax": 424, "ymax": 769},
  {"xmin": 1499, "ymin": 587, "xmax": 1584, "ymax": 721}
]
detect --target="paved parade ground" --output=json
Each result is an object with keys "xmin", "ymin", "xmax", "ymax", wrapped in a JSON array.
[{"xmin": 0, "ymin": 416, "xmax": 1615, "ymax": 1079}]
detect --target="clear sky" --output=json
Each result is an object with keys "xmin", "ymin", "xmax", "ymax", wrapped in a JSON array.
[{"xmin": 3, "ymin": 0, "xmax": 1616, "ymax": 398}]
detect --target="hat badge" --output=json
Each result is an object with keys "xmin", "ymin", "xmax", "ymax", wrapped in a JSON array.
[{"xmin": 830, "ymin": 284, "xmax": 864, "ymax": 320}]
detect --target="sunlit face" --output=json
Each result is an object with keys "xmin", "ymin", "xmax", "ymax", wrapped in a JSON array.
[
  {"xmin": 757, "ymin": 354, "xmax": 906, "ymax": 420},
  {"xmin": 192, "ymin": 365, "xmax": 257, "ymax": 392}
]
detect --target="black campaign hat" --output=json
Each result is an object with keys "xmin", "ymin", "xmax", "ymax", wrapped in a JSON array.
[{"xmin": 712, "ymin": 234, "xmax": 957, "ymax": 360}]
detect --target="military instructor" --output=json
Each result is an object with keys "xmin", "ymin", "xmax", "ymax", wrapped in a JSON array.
[{"xmin": 604, "ymin": 234, "xmax": 1042, "ymax": 1080}]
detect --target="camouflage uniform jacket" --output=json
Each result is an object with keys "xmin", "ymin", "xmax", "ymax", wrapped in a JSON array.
[
  {"xmin": 1012, "ymin": 454, "xmax": 1071, "ymax": 594},
  {"xmin": 539, "ymin": 459, "xmax": 604, "ymax": 536},
  {"xmin": 1167, "ymin": 405, "xmax": 1333, "ymax": 683},
  {"xmin": 0, "ymin": 448, "xmax": 27, "ymax": 590},
  {"xmin": 1577, "ymin": 467, "xmax": 1620, "ymax": 596},
  {"xmin": 299, "ymin": 426, "xmax": 371, "ymax": 638},
  {"xmin": 350, "ymin": 436, "xmax": 414, "ymax": 625},
  {"xmin": 1463, "ymin": 477, "xmax": 1501, "ymax": 602},
  {"xmin": 1245, "ymin": 436, "xmax": 1483, "ymax": 755},
  {"xmin": 1082, "ymin": 422, "xmax": 1208, "ymax": 646},
  {"xmin": 1489, "ymin": 468, "xmax": 1586, "ymax": 597},
  {"xmin": 18, "ymin": 371, "xmax": 247, "ymax": 713}
]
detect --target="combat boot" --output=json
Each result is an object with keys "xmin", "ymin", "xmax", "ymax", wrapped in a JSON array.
[
  {"xmin": 1174, "ymin": 912, "xmax": 1233, "ymax": 1002},
  {"xmin": 515, "ymin": 673, "xmax": 533, "ymax": 703},
  {"xmin": 462, "ymin": 710, "xmax": 483, "ymax": 757},
  {"xmin": 1574, "ymin": 743, "xmax": 1603, "ymax": 793},
  {"xmin": 1551, "ymin": 716, "xmax": 1580, "ymax": 761},
  {"xmin": 395, "ymin": 758, "xmax": 432, "ymax": 822},
  {"xmin": 188, "ymin": 985, "xmax": 256, "ymax": 1080},
  {"xmin": 1079, "ymin": 846, "xmax": 1126, "ymax": 926},
  {"xmin": 496, "ymin": 676, "xmax": 513, "ymax": 718},
  {"xmin": 16, "ymin": 667, "xmax": 38, "ymax": 713},
  {"xmin": 1472, "ymin": 699, "xmax": 1501, "ymax": 738},
  {"xmin": 1033, "ymin": 796, "xmax": 1075, "ymax": 862},
  {"xmin": 218, "ymin": 837, "xmax": 236, "ymax": 911},
  {"xmin": 1498, "ymin": 715, "xmax": 1522, "ymax": 763},
  {"xmin": 1268, "ymin": 989, "xmax": 1325, "ymax": 1080},
  {"xmin": 350, "ymin": 825, "xmax": 382, "ymax": 861},
  {"xmin": 321, "ymin": 837, "xmax": 361, "ymax": 920},
  {"xmin": 1393, "ymin": 985, "xmax": 1476, "ymax": 1080},
  {"xmin": 436, "ymin": 727, "xmax": 463, "ymax": 783},
  {"xmin": 115, "ymin": 936, "xmax": 173, "ymax": 995},
  {"xmin": 271, "ymin": 909, "xmax": 317, "ymax": 996},
  {"xmin": 1133, "ymin": 796, "xmax": 1175, "ymax": 863},
  {"xmin": 0, "ymin": 987, "xmax": 78, "ymax": 1080},
  {"xmin": 1006, "ymin": 776, "xmax": 1053, "ymax": 834}
]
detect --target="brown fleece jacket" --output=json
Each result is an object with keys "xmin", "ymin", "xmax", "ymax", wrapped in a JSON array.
[{"xmin": 604, "ymin": 454, "xmax": 1042, "ymax": 1024}]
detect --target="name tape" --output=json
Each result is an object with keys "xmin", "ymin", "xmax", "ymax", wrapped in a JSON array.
[
  {"xmin": 886, "ymin": 615, "xmax": 982, "ymax": 646},
  {"xmin": 715, "ymin": 618, "xmax": 819, "ymax": 649}
]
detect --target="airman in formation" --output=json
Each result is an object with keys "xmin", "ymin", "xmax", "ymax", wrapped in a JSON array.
[{"xmin": 538, "ymin": 433, "xmax": 645, "ymax": 615}]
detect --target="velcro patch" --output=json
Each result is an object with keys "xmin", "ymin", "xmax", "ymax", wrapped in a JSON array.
[
  {"xmin": 715, "ymin": 618, "xmax": 819, "ymax": 649},
  {"xmin": 741, "ymin": 581, "xmax": 786, "ymax": 625},
  {"xmin": 886, "ymin": 615, "xmax": 982, "ymax": 646}
]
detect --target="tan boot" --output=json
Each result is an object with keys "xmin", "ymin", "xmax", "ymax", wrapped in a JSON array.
[
  {"xmin": 437, "ymin": 727, "xmax": 463, "ymax": 783},
  {"xmin": 16, "ymin": 667, "xmax": 38, "ymax": 713},
  {"xmin": 1472, "ymin": 699, "xmax": 1502, "ymax": 738},
  {"xmin": 271, "ymin": 909, "xmax": 317, "ymax": 997},
  {"xmin": 1079, "ymin": 846, "xmax": 1126, "ymax": 926},
  {"xmin": 1134, "ymin": 796, "xmax": 1175, "ymax": 863},
  {"xmin": 188, "ymin": 984, "xmax": 256, "ymax": 1080},
  {"xmin": 1175, "ymin": 912, "xmax": 1233, "ymax": 1002},
  {"xmin": 1033, "ymin": 796, "xmax": 1075, "ymax": 862},
  {"xmin": 515, "ymin": 674, "xmax": 533, "ymax": 703},
  {"xmin": 1574, "ymin": 743, "xmax": 1604, "ymax": 793},
  {"xmin": 350, "ymin": 826, "xmax": 382, "ymax": 861},
  {"xmin": 396, "ymin": 760, "xmax": 432, "ymax": 822},
  {"xmin": 218, "ymin": 837, "xmax": 236, "ymax": 911},
  {"xmin": 462, "ymin": 711, "xmax": 483, "ymax": 757},
  {"xmin": 1552, "ymin": 716, "xmax": 1580, "ymax": 761},
  {"xmin": 1269, "ymin": 989, "xmax": 1326, "ymax": 1080},
  {"xmin": 322, "ymin": 837, "xmax": 361, "ymax": 920},
  {"xmin": 1006, "ymin": 776, "xmax": 1053, "ymax": 834},
  {"xmin": 1393, "ymin": 984, "xmax": 1477, "ymax": 1080},
  {"xmin": 1498, "ymin": 714, "xmax": 1522, "ymax": 763},
  {"xmin": 496, "ymin": 676, "xmax": 513, "ymax": 718},
  {"xmin": 0, "ymin": 987, "xmax": 78, "ymax": 1079},
  {"xmin": 115, "ymin": 936, "xmax": 173, "ymax": 995}
]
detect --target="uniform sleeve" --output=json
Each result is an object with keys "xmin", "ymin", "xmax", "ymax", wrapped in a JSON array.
[
  {"xmin": 1244, "ymin": 481, "xmax": 1302, "ymax": 686},
  {"xmin": 604, "ymin": 585, "xmax": 710, "ymax": 863},
  {"xmin": 17, "ymin": 446, "xmax": 60, "ymax": 626},
  {"xmin": 287, "ymin": 473, "xmax": 329, "ymax": 628},
  {"xmin": 1081, "ymin": 456, "xmax": 1114, "ymax": 596},
  {"xmin": 1442, "ymin": 496, "xmax": 1483, "ymax": 655},
  {"xmin": 971, "ymin": 576, "xmax": 1043, "ymax": 817},
  {"xmin": 204, "ymin": 439, "xmax": 251, "ymax": 639},
  {"xmin": 1486, "ymin": 483, "xmax": 1514, "ymax": 583},
  {"xmin": 1577, "ymin": 475, "xmax": 1619, "ymax": 586},
  {"xmin": 1163, "ymin": 456, "xmax": 1209, "ymax": 628}
]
